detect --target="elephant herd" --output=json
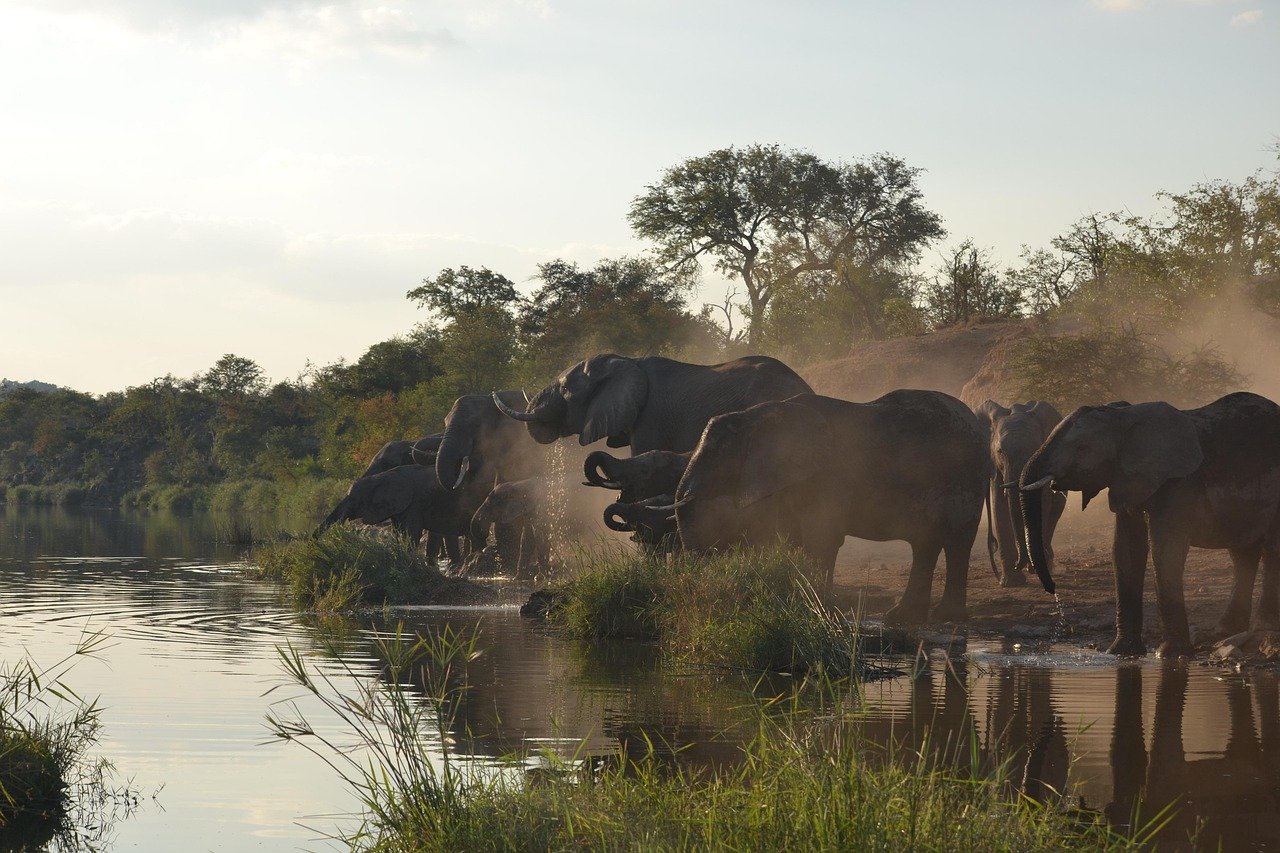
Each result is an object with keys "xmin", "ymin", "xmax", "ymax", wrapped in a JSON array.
[{"xmin": 320, "ymin": 350, "xmax": 1280, "ymax": 658}]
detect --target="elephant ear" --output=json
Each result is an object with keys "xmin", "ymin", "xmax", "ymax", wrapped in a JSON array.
[
  {"xmin": 358, "ymin": 469, "xmax": 419, "ymax": 523},
  {"xmin": 581, "ymin": 356, "xmax": 648, "ymax": 447},
  {"xmin": 1110, "ymin": 403, "xmax": 1204, "ymax": 512},
  {"xmin": 736, "ymin": 402, "xmax": 833, "ymax": 508},
  {"xmin": 975, "ymin": 400, "xmax": 1009, "ymax": 443}
]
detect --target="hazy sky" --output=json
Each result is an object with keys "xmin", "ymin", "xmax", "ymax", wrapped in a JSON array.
[{"xmin": 1, "ymin": 0, "xmax": 1275, "ymax": 393}]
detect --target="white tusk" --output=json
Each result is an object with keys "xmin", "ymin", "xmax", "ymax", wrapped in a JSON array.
[
  {"xmin": 649, "ymin": 494, "xmax": 694, "ymax": 511},
  {"xmin": 453, "ymin": 456, "xmax": 471, "ymax": 489},
  {"xmin": 1021, "ymin": 475, "xmax": 1054, "ymax": 492}
]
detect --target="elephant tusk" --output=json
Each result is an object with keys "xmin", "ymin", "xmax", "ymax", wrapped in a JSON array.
[
  {"xmin": 453, "ymin": 456, "xmax": 471, "ymax": 489},
  {"xmin": 999, "ymin": 481, "xmax": 1018, "ymax": 490},
  {"xmin": 649, "ymin": 495, "xmax": 694, "ymax": 511},
  {"xmin": 521, "ymin": 388, "xmax": 530, "ymax": 404},
  {"xmin": 493, "ymin": 391, "xmax": 541, "ymax": 422},
  {"xmin": 1021, "ymin": 475, "xmax": 1055, "ymax": 492}
]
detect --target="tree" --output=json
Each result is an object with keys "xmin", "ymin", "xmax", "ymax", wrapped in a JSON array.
[
  {"xmin": 630, "ymin": 146, "xmax": 943, "ymax": 343},
  {"xmin": 921, "ymin": 241, "xmax": 1022, "ymax": 326},
  {"xmin": 1005, "ymin": 246, "xmax": 1079, "ymax": 315},
  {"xmin": 407, "ymin": 266, "xmax": 521, "ymax": 321},
  {"xmin": 199, "ymin": 354, "xmax": 266, "ymax": 398}
]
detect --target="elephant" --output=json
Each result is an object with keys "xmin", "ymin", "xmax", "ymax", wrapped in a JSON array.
[
  {"xmin": 317, "ymin": 465, "xmax": 474, "ymax": 563},
  {"xmin": 603, "ymin": 494, "xmax": 681, "ymax": 550},
  {"xmin": 435, "ymin": 391, "xmax": 550, "ymax": 494},
  {"xmin": 468, "ymin": 478, "xmax": 551, "ymax": 579},
  {"xmin": 583, "ymin": 449, "xmax": 692, "ymax": 503},
  {"xmin": 673, "ymin": 389, "xmax": 988, "ymax": 623},
  {"xmin": 1019, "ymin": 391, "xmax": 1280, "ymax": 657},
  {"xmin": 584, "ymin": 449, "xmax": 690, "ymax": 550},
  {"xmin": 492, "ymin": 354, "xmax": 813, "ymax": 454},
  {"xmin": 359, "ymin": 434, "xmax": 443, "ymax": 479},
  {"xmin": 974, "ymin": 401, "xmax": 1065, "ymax": 588}
]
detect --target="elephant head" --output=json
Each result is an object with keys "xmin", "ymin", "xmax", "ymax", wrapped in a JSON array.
[
  {"xmin": 494, "ymin": 354, "xmax": 648, "ymax": 447},
  {"xmin": 317, "ymin": 466, "xmax": 433, "ymax": 539},
  {"xmin": 436, "ymin": 391, "xmax": 538, "ymax": 491},
  {"xmin": 675, "ymin": 398, "xmax": 832, "ymax": 551},
  {"xmin": 603, "ymin": 494, "xmax": 682, "ymax": 548},
  {"xmin": 1020, "ymin": 401, "xmax": 1203, "ymax": 594},
  {"xmin": 583, "ymin": 449, "xmax": 691, "ymax": 503}
]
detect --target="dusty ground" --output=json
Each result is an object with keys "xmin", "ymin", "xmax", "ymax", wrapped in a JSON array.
[{"xmin": 831, "ymin": 538, "xmax": 1251, "ymax": 654}]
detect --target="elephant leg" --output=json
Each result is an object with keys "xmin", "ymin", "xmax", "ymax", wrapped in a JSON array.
[
  {"xmin": 1148, "ymin": 517, "xmax": 1193, "ymax": 658},
  {"xmin": 444, "ymin": 536, "xmax": 462, "ymax": 566},
  {"xmin": 993, "ymin": 482, "xmax": 1024, "ymax": 587},
  {"xmin": 932, "ymin": 539, "xmax": 971, "ymax": 623},
  {"xmin": 424, "ymin": 531, "xmax": 442, "ymax": 566},
  {"xmin": 1218, "ymin": 542, "xmax": 1261, "ymax": 635},
  {"xmin": 885, "ymin": 538, "xmax": 942, "ymax": 626},
  {"xmin": 1258, "ymin": 541, "xmax": 1280, "ymax": 630},
  {"xmin": 1108, "ymin": 511, "xmax": 1150, "ymax": 657}
]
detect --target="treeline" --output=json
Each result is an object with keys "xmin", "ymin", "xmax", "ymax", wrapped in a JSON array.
[{"xmin": 1, "ymin": 145, "xmax": 1276, "ymax": 507}]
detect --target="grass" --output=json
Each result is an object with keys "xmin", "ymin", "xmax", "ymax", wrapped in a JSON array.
[
  {"xmin": 0, "ymin": 633, "xmax": 109, "ymax": 835},
  {"xmin": 268, "ymin": 624, "xmax": 1162, "ymax": 853},
  {"xmin": 547, "ymin": 547, "xmax": 871, "ymax": 678},
  {"xmin": 252, "ymin": 525, "xmax": 484, "ymax": 611},
  {"xmin": 1, "ymin": 484, "xmax": 89, "ymax": 508},
  {"xmin": 121, "ymin": 476, "xmax": 348, "ymax": 523}
]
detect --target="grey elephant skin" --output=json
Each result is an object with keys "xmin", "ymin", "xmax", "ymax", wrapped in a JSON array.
[
  {"xmin": 1020, "ymin": 391, "xmax": 1280, "ymax": 657},
  {"xmin": 435, "ymin": 391, "xmax": 550, "ymax": 495},
  {"xmin": 584, "ymin": 449, "xmax": 690, "ymax": 550},
  {"xmin": 318, "ymin": 465, "xmax": 472, "ymax": 562},
  {"xmin": 674, "ymin": 389, "xmax": 988, "ymax": 624},
  {"xmin": 360, "ymin": 434, "xmax": 443, "ymax": 479},
  {"xmin": 975, "ymin": 401, "xmax": 1065, "ymax": 587},
  {"xmin": 494, "ymin": 354, "xmax": 813, "ymax": 454},
  {"xmin": 468, "ymin": 478, "xmax": 551, "ymax": 579}
]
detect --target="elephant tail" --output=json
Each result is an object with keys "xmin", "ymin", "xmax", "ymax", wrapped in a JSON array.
[{"xmin": 984, "ymin": 481, "xmax": 1000, "ymax": 581}]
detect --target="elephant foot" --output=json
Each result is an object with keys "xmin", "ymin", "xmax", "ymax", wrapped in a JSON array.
[
  {"xmin": 1155, "ymin": 639, "xmax": 1193, "ymax": 659},
  {"xmin": 999, "ymin": 571, "xmax": 1028, "ymax": 589},
  {"xmin": 930, "ymin": 599, "xmax": 969, "ymax": 624},
  {"xmin": 1106, "ymin": 635, "xmax": 1147, "ymax": 657},
  {"xmin": 884, "ymin": 600, "xmax": 929, "ymax": 627}
]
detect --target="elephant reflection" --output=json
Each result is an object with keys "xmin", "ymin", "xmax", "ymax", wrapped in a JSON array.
[{"xmin": 1106, "ymin": 663, "xmax": 1280, "ymax": 849}]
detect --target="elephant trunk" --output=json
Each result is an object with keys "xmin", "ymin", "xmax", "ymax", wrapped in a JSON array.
[
  {"xmin": 604, "ymin": 502, "xmax": 635, "ymax": 532},
  {"xmin": 470, "ymin": 505, "xmax": 492, "ymax": 549},
  {"xmin": 583, "ymin": 451, "xmax": 622, "ymax": 489},
  {"xmin": 1019, "ymin": 485, "xmax": 1056, "ymax": 594},
  {"xmin": 316, "ymin": 499, "xmax": 350, "ymax": 536},
  {"xmin": 435, "ymin": 418, "xmax": 474, "ymax": 491}
]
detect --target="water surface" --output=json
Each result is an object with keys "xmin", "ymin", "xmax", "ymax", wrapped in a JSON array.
[{"xmin": 1, "ymin": 506, "xmax": 1277, "ymax": 850}]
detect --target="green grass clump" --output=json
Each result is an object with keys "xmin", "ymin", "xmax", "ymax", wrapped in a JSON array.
[
  {"xmin": 551, "ymin": 548, "xmax": 865, "ymax": 677},
  {"xmin": 252, "ymin": 525, "xmax": 467, "ymax": 610},
  {"xmin": 3, "ymin": 484, "xmax": 89, "ymax": 507},
  {"xmin": 0, "ymin": 635, "xmax": 108, "ymax": 833},
  {"xmin": 270, "ymin": 626, "xmax": 1151, "ymax": 853}
]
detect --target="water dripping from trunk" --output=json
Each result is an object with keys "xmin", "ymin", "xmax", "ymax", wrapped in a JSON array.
[{"xmin": 1051, "ymin": 592, "xmax": 1074, "ymax": 640}]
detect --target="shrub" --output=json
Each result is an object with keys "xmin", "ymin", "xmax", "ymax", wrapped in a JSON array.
[
  {"xmin": 252, "ymin": 525, "xmax": 490, "ymax": 610},
  {"xmin": 1008, "ymin": 324, "xmax": 1242, "ymax": 411},
  {"xmin": 551, "ymin": 548, "xmax": 867, "ymax": 677}
]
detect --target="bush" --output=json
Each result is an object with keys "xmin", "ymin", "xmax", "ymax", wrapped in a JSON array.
[
  {"xmin": 3, "ymin": 484, "xmax": 90, "ymax": 507},
  {"xmin": 252, "ymin": 525, "xmax": 490, "ymax": 610},
  {"xmin": 1008, "ymin": 324, "xmax": 1243, "ymax": 411},
  {"xmin": 551, "ymin": 548, "xmax": 867, "ymax": 677}
]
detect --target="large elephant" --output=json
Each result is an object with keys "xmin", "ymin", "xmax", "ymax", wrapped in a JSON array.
[
  {"xmin": 492, "ymin": 354, "xmax": 813, "ymax": 454},
  {"xmin": 359, "ymin": 434, "xmax": 443, "ymax": 479},
  {"xmin": 673, "ymin": 390, "xmax": 988, "ymax": 623},
  {"xmin": 317, "ymin": 465, "xmax": 473, "ymax": 562},
  {"xmin": 468, "ymin": 478, "xmax": 551, "ymax": 579},
  {"xmin": 975, "ymin": 401, "xmax": 1065, "ymax": 588},
  {"xmin": 1019, "ymin": 392, "xmax": 1280, "ymax": 657}
]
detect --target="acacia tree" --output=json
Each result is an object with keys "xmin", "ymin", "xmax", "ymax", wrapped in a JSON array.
[
  {"xmin": 922, "ymin": 240, "xmax": 1022, "ymax": 326},
  {"xmin": 629, "ymin": 145, "xmax": 943, "ymax": 343}
]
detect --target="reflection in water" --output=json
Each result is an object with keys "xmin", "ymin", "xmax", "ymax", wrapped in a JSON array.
[{"xmin": 5, "ymin": 505, "xmax": 1280, "ymax": 851}]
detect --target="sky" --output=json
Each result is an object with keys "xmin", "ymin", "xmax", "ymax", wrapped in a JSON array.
[{"xmin": 0, "ymin": 0, "xmax": 1276, "ymax": 394}]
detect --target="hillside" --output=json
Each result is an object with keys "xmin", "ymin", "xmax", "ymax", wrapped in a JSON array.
[{"xmin": 0, "ymin": 378, "xmax": 58, "ymax": 396}]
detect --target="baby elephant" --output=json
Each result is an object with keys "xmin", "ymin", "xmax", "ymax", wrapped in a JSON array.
[
  {"xmin": 584, "ymin": 449, "xmax": 691, "ymax": 550},
  {"xmin": 318, "ymin": 465, "xmax": 471, "ymax": 562},
  {"xmin": 1021, "ymin": 392, "xmax": 1280, "ymax": 657},
  {"xmin": 975, "ymin": 401, "xmax": 1065, "ymax": 587},
  {"xmin": 468, "ymin": 479, "xmax": 551, "ymax": 579}
]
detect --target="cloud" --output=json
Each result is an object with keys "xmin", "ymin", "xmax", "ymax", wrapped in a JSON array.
[{"xmin": 1230, "ymin": 9, "xmax": 1264, "ymax": 24}]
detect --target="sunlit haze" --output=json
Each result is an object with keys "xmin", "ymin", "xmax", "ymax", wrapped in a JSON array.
[{"xmin": 1, "ymin": 0, "xmax": 1275, "ymax": 393}]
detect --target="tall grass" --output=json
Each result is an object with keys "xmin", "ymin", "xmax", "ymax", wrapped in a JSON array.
[
  {"xmin": 252, "ymin": 525, "xmax": 489, "ymax": 611},
  {"xmin": 121, "ymin": 476, "xmax": 348, "ymax": 524},
  {"xmin": 268, "ymin": 625, "xmax": 1155, "ymax": 852},
  {"xmin": 2, "ymin": 484, "xmax": 89, "ymax": 508},
  {"xmin": 0, "ymin": 632, "xmax": 110, "ymax": 833},
  {"xmin": 550, "ymin": 547, "xmax": 873, "ymax": 678}
]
